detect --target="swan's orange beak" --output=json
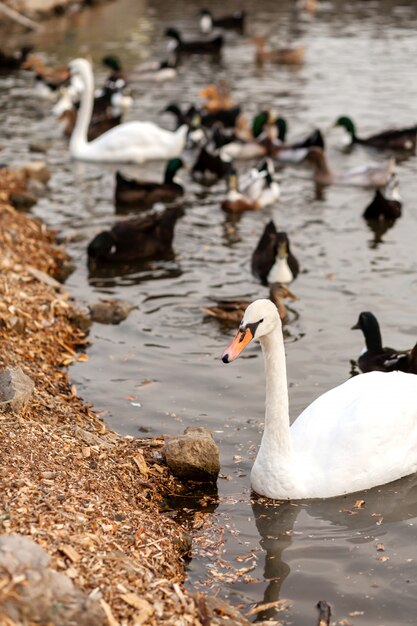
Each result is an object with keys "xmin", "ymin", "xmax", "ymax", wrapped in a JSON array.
[{"xmin": 222, "ymin": 327, "xmax": 253, "ymax": 363}]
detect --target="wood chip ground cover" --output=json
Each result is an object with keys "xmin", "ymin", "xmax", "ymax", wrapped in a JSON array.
[{"xmin": 0, "ymin": 169, "xmax": 213, "ymax": 625}]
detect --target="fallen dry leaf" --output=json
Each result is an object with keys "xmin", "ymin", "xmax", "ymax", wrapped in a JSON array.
[{"xmin": 246, "ymin": 599, "xmax": 292, "ymax": 616}]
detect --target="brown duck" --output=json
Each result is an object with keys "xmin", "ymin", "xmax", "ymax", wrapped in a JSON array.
[{"xmin": 202, "ymin": 283, "xmax": 298, "ymax": 324}]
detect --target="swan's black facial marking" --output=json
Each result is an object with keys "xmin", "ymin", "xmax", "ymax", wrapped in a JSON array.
[{"xmin": 240, "ymin": 318, "xmax": 264, "ymax": 338}]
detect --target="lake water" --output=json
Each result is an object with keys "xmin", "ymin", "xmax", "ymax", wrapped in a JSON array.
[{"xmin": 1, "ymin": 0, "xmax": 417, "ymax": 623}]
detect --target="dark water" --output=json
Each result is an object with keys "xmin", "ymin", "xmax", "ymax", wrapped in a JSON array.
[{"xmin": 1, "ymin": 0, "xmax": 417, "ymax": 623}]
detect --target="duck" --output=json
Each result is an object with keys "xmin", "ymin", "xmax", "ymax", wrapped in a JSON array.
[
  {"xmin": 199, "ymin": 82, "xmax": 235, "ymax": 113},
  {"xmin": 87, "ymin": 207, "xmax": 182, "ymax": 263},
  {"xmin": 219, "ymin": 111, "xmax": 276, "ymax": 160},
  {"xmin": 270, "ymin": 118, "xmax": 324, "ymax": 163},
  {"xmin": 54, "ymin": 80, "xmax": 131, "ymax": 140},
  {"xmin": 164, "ymin": 102, "xmax": 241, "ymax": 130},
  {"xmin": 202, "ymin": 283, "xmax": 297, "ymax": 324},
  {"xmin": 191, "ymin": 145, "xmax": 233, "ymax": 183},
  {"xmin": 296, "ymin": 0, "xmax": 318, "ymax": 14},
  {"xmin": 304, "ymin": 147, "xmax": 396, "ymax": 187},
  {"xmin": 251, "ymin": 36, "xmax": 304, "ymax": 66},
  {"xmin": 363, "ymin": 174, "xmax": 402, "ymax": 221},
  {"xmin": 274, "ymin": 117, "xmax": 325, "ymax": 150},
  {"xmin": 221, "ymin": 160, "xmax": 280, "ymax": 213},
  {"xmin": 387, "ymin": 343, "xmax": 417, "ymax": 375},
  {"xmin": 0, "ymin": 45, "xmax": 33, "ymax": 70},
  {"xmin": 133, "ymin": 53, "xmax": 177, "ymax": 82},
  {"xmin": 114, "ymin": 158, "xmax": 185, "ymax": 207},
  {"xmin": 334, "ymin": 116, "xmax": 417, "ymax": 151},
  {"xmin": 101, "ymin": 55, "xmax": 127, "ymax": 91},
  {"xmin": 59, "ymin": 107, "xmax": 122, "ymax": 141},
  {"xmin": 164, "ymin": 27, "xmax": 223, "ymax": 55},
  {"xmin": 252, "ymin": 221, "xmax": 299, "ymax": 286},
  {"xmin": 351, "ymin": 311, "xmax": 416, "ymax": 374},
  {"xmin": 22, "ymin": 54, "xmax": 71, "ymax": 98},
  {"xmin": 199, "ymin": 8, "xmax": 245, "ymax": 33},
  {"xmin": 68, "ymin": 58, "xmax": 191, "ymax": 164},
  {"xmin": 221, "ymin": 298, "xmax": 417, "ymax": 500}
]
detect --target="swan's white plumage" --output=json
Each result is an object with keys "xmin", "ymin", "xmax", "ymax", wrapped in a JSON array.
[
  {"xmin": 223, "ymin": 299, "xmax": 417, "ymax": 500},
  {"xmin": 68, "ymin": 58, "xmax": 188, "ymax": 164}
]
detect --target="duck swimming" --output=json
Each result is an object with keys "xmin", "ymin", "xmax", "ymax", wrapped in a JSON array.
[
  {"xmin": 304, "ymin": 147, "xmax": 396, "ymax": 187},
  {"xmin": 133, "ymin": 54, "xmax": 177, "ymax": 82},
  {"xmin": 221, "ymin": 161, "xmax": 280, "ymax": 213},
  {"xmin": 87, "ymin": 207, "xmax": 182, "ymax": 263},
  {"xmin": 352, "ymin": 311, "xmax": 415, "ymax": 374},
  {"xmin": 59, "ymin": 107, "xmax": 122, "ymax": 141},
  {"xmin": 114, "ymin": 158, "xmax": 185, "ymax": 208},
  {"xmin": 199, "ymin": 8, "xmax": 245, "ymax": 33},
  {"xmin": 252, "ymin": 221, "xmax": 299, "ymax": 285},
  {"xmin": 334, "ymin": 115, "xmax": 417, "ymax": 151},
  {"xmin": 202, "ymin": 283, "xmax": 297, "ymax": 324},
  {"xmin": 363, "ymin": 174, "xmax": 402, "ymax": 221},
  {"xmin": 165, "ymin": 28, "xmax": 223, "ymax": 55},
  {"xmin": 251, "ymin": 36, "xmax": 304, "ymax": 66},
  {"xmin": 191, "ymin": 145, "xmax": 233, "ymax": 183},
  {"xmin": 199, "ymin": 82, "xmax": 235, "ymax": 113},
  {"xmin": 222, "ymin": 299, "xmax": 417, "ymax": 499},
  {"xmin": 219, "ymin": 111, "xmax": 276, "ymax": 160},
  {"xmin": 0, "ymin": 45, "xmax": 33, "ymax": 71},
  {"xmin": 68, "ymin": 58, "xmax": 191, "ymax": 163}
]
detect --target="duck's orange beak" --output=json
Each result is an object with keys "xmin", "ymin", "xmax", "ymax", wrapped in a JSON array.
[{"xmin": 222, "ymin": 327, "xmax": 253, "ymax": 363}]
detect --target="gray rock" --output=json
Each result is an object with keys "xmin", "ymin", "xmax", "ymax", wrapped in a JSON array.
[
  {"xmin": 89, "ymin": 298, "xmax": 136, "ymax": 325},
  {"xmin": 0, "ymin": 367, "xmax": 34, "ymax": 412},
  {"xmin": 0, "ymin": 534, "xmax": 104, "ymax": 626},
  {"xmin": 163, "ymin": 426, "xmax": 220, "ymax": 482}
]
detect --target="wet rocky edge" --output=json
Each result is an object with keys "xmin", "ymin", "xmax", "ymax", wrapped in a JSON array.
[{"xmin": 0, "ymin": 167, "xmax": 249, "ymax": 625}]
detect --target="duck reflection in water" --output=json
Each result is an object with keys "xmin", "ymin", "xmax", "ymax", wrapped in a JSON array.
[
  {"xmin": 87, "ymin": 255, "xmax": 182, "ymax": 286},
  {"xmin": 250, "ymin": 472, "xmax": 417, "ymax": 623}
]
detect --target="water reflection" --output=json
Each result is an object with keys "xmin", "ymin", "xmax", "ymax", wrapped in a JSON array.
[
  {"xmin": 251, "ymin": 472, "xmax": 417, "ymax": 621},
  {"xmin": 88, "ymin": 256, "xmax": 182, "ymax": 285},
  {"xmin": 366, "ymin": 219, "xmax": 397, "ymax": 249}
]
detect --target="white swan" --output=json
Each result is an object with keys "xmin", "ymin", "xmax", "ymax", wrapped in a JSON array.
[
  {"xmin": 222, "ymin": 299, "xmax": 417, "ymax": 500},
  {"xmin": 68, "ymin": 58, "xmax": 189, "ymax": 163}
]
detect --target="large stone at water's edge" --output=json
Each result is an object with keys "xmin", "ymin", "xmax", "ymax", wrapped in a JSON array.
[
  {"xmin": 162, "ymin": 426, "xmax": 220, "ymax": 482},
  {"xmin": 0, "ymin": 534, "xmax": 104, "ymax": 625}
]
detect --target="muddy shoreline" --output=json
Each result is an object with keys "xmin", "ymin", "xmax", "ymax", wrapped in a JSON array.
[{"xmin": 0, "ymin": 168, "xmax": 247, "ymax": 625}]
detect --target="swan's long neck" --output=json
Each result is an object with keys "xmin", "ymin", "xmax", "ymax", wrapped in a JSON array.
[
  {"xmin": 259, "ymin": 325, "xmax": 292, "ymax": 460},
  {"xmin": 250, "ymin": 321, "xmax": 297, "ymax": 499},
  {"xmin": 69, "ymin": 64, "xmax": 94, "ymax": 152}
]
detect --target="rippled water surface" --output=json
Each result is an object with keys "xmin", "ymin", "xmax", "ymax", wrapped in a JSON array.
[{"xmin": 2, "ymin": 0, "xmax": 417, "ymax": 623}]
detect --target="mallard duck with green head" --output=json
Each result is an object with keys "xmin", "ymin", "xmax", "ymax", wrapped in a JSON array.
[{"xmin": 334, "ymin": 115, "xmax": 417, "ymax": 151}]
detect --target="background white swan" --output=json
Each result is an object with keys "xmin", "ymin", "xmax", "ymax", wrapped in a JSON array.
[
  {"xmin": 222, "ymin": 299, "xmax": 417, "ymax": 500},
  {"xmin": 68, "ymin": 58, "xmax": 189, "ymax": 163}
]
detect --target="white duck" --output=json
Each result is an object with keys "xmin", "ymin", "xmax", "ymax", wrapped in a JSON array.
[
  {"xmin": 222, "ymin": 299, "xmax": 417, "ymax": 500},
  {"xmin": 68, "ymin": 58, "xmax": 189, "ymax": 163}
]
